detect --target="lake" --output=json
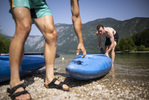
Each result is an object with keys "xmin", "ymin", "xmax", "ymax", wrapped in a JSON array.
[
  {"xmin": 115, "ymin": 53, "xmax": 149, "ymax": 82},
  {"xmin": 55, "ymin": 53, "xmax": 149, "ymax": 83},
  {"xmin": 55, "ymin": 53, "xmax": 149, "ymax": 98}
]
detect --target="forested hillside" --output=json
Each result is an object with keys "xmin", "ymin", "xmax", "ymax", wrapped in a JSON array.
[
  {"xmin": 116, "ymin": 29, "xmax": 149, "ymax": 51},
  {"xmin": 1, "ymin": 17, "xmax": 149, "ymax": 54},
  {"xmin": 0, "ymin": 32, "xmax": 10, "ymax": 53}
]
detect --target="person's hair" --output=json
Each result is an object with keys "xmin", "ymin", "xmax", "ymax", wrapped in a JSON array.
[{"xmin": 97, "ymin": 24, "xmax": 104, "ymax": 30}]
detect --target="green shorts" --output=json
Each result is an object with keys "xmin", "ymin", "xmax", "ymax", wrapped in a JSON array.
[{"xmin": 9, "ymin": 0, "xmax": 52, "ymax": 19}]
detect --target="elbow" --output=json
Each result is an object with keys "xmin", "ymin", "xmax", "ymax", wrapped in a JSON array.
[{"xmin": 72, "ymin": 14, "xmax": 80, "ymax": 22}]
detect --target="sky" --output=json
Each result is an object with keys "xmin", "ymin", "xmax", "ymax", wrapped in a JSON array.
[{"xmin": 0, "ymin": 0, "xmax": 149, "ymax": 36}]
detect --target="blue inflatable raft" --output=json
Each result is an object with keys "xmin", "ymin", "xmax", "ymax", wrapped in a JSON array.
[
  {"xmin": 66, "ymin": 54, "xmax": 112, "ymax": 80},
  {"xmin": 0, "ymin": 56, "xmax": 45, "ymax": 82}
]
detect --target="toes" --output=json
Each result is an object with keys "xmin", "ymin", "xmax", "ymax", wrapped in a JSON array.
[
  {"xmin": 15, "ymin": 94, "xmax": 31, "ymax": 100},
  {"xmin": 63, "ymin": 84, "xmax": 69, "ymax": 90}
]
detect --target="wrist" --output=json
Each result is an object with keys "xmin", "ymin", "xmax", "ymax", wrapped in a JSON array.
[
  {"xmin": 79, "ymin": 40, "xmax": 83, "ymax": 44},
  {"xmin": 105, "ymin": 51, "xmax": 109, "ymax": 54},
  {"xmin": 78, "ymin": 37, "xmax": 83, "ymax": 43}
]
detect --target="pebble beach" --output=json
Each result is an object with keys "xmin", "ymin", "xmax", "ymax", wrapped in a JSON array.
[{"xmin": 0, "ymin": 54, "xmax": 149, "ymax": 100}]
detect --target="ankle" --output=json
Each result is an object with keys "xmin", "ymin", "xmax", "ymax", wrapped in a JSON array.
[
  {"xmin": 10, "ymin": 80, "xmax": 21, "ymax": 88},
  {"xmin": 45, "ymin": 76, "xmax": 54, "ymax": 84}
]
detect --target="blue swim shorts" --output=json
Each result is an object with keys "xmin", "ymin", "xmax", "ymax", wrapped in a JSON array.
[{"xmin": 9, "ymin": 0, "xmax": 52, "ymax": 19}]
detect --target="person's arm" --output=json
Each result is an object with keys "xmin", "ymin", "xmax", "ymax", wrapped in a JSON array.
[
  {"xmin": 96, "ymin": 32, "xmax": 102, "ymax": 48},
  {"xmin": 96, "ymin": 33, "xmax": 105, "ymax": 54},
  {"xmin": 71, "ymin": 0, "xmax": 86, "ymax": 58}
]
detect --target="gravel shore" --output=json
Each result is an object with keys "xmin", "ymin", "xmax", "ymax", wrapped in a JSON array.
[
  {"xmin": 1, "ymin": 54, "xmax": 149, "ymax": 100},
  {"xmin": 0, "ymin": 64, "xmax": 149, "ymax": 100}
]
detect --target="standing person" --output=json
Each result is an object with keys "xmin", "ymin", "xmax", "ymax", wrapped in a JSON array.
[
  {"xmin": 7, "ymin": 0, "xmax": 86, "ymax": 100},
  {"xmin": 96, "ymin": 24, "xmax": 119, "ymax": 64}
]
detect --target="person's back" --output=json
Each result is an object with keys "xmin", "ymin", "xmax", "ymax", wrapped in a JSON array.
[{"xmin": 104, "ymin": 27, "xmax": 116, "ymax": 36}]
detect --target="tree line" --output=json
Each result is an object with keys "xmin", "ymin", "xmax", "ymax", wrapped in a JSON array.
[
  {"xmin": 0, "ymin": 33, "xmax": 11, "ymax": 53},
  {"xmin": 116, "ymin": 29, "xmax": 149, "ymax": 51}
]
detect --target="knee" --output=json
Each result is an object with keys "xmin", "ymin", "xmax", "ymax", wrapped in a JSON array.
[
  {"xmin": 44, "ymin": 27, "xmax": 57, "ymax": 43},
  {"xmin": 23, "ymin": 24, "xmax": 31, "ymax": 33},
  {"xmin": 13, "ymin": 22, "xmax": 31, "ymax": 42},
  {"xmin": 16, "ymin": 22, "xmax": 31, "ymax": 37}
]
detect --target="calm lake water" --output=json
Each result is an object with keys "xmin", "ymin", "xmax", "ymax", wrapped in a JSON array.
[
  {"xmin": 115, "ymin": 53, "xmax": 149, "ymax": 82},
  {"xmin": 55, "ymin": 53, "xmax": 149, "ymax": 85}
]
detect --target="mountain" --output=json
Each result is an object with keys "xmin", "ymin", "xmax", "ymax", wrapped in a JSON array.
[
  {"xmin": 2, "ymin": 17, "xmax": 149, "ymax": 54},
  {"xmin": 55, "ymin": 17, "xmax": 149, "ymax": 54},
  {"xmin": 114, "ymin": 17, "xmax": 149, "ymax": 38},
  {"xmin": 24, "ymin": 35, "xmax": 44, "ymax": 52}
]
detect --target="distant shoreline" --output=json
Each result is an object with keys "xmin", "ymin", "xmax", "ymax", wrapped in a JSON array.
[{"xmin": 115, "ymin": 51, "xmax": 149, "ymax": 53}]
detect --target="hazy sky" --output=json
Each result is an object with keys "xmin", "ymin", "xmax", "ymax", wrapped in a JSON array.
[{"xmin": 0, "ymin": 0, "xmax": 149, "ymax": 36}]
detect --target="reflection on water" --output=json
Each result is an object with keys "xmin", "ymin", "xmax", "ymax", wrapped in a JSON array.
[
  {"xmin": 115, "ymin": 53, "xmax": 149, "ymax": 82},
  {"xmin": 111, "ymin": 66, "xmax": 116, "ymax": 83}
]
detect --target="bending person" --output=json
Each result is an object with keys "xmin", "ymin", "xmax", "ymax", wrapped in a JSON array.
[{"xmin": 96, "ymin": 24, "xmax": 119, "ymax": 65}]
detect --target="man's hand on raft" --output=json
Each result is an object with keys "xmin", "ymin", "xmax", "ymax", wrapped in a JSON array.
[{"xmin": 76, "ymin": 43, "xmax": 86, "ymax": 58}]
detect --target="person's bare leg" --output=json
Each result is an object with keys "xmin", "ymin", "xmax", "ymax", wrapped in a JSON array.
[
  {"xmin": 34, "ymin": 15, "xmax": 69, "ymax": 90},
  {"xmin": 105, "ymin": 45, "xmax": 110, "ymax": 57},
  {"xmin": 111, "ymin": 42, "xmax": 117, "ymax": 64},
  {"xmin": 110, "ymin": 42, "xmax": 116, "ymax": 83},
  {"xmin": 9, "ymin": 7, "xmax": 31, "ymax": 100}
]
